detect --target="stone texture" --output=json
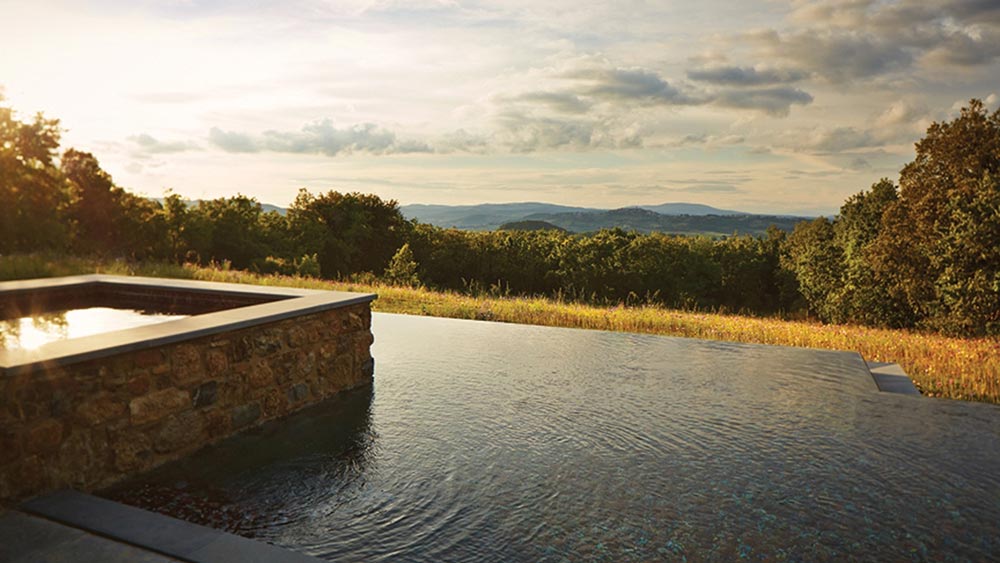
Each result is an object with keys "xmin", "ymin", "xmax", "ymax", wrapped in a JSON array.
[
  {"xmin": 287, "ymin": 383, "xmax": 310, "ymax": 404},
  {"xmin": 155, "ymin": 412, "xmax": 205, "ymax": 454},
  {"xmin": 0, "ymin": 429, "xmax": 22, "ymax": 466},
  {"xmin": 26, "ymin": 418, "xmax": 64, "ymax": 455},
  {"xmin": 76, "ymin": 391, "xmax": 127, "ymax": 427},
  {"xmin": 170, "ymin": 344, "xmax": 205, "ymax": 387},
  {"xmin": 129, "ymin": 389, "xmax": 190, "ymax": 426},
  {"xmin": 1, "ymin": 301, "xmax": 374, "ymax": 504},
  {"xmin": 231, "ymin": 403, "xmax": 261, "ymax": 429},
  {"xmin": 205, "ymin": 349, "xmax": 228, "ymax": 374},
  {"xmin": 192, "ymin": 381, "xmax": 218, "ymax": 408},
  {"xmin": 112, "ymin": 431, "xmax": 153, "ymax": 473},
  {"xmin": 253, "ymin": 330, "xmax": 284, "ymax": 356}
]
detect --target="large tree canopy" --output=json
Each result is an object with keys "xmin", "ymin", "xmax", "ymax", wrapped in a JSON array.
[
  {"xmin": 0, "ymin": 103, "xmax": 67, "ymax": 252},
  {"xmin": 872, "ymin": 100, "xmax": 1000, "ymax": 335}
]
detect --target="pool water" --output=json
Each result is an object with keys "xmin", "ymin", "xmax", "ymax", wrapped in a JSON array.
[
  {"xmin": 107, "ymin": 313, "xmax": 1000, "ymax": 562},
  {"xmin": 0, "ymin": 307, "xmax": 187, "ymax": 351}
]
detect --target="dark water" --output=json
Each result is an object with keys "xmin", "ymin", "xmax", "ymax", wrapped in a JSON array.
[{"xmin": 108, "ymin": 313, "xmax": 1000, "ymax": 562}]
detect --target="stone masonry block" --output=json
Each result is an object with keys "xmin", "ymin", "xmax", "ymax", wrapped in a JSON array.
[
  {"xmin": 129, "ymin": 388, "xmax": 190, "ymax": 425},
  {"xmin": 231, "ymin": 402, "xmax": 261, "ymax": 429},
  {"xmin": 26, "ymin": 418, "xmax": 64, "ymax": 455}
]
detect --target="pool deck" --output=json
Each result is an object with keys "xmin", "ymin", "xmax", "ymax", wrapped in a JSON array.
[{"xmin": 1, "ymin": 490, "xmax": 323, "ymax": 563}]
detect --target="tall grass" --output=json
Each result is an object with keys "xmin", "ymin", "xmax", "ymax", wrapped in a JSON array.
[{"xmin": 3, "ymin": 254, "xmax": 998, "ymax": 404}]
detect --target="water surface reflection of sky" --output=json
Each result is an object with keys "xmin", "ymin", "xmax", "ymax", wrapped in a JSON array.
[{"xmin": 0, "ymin": 307, "xmax": 186, "ymax": 350}]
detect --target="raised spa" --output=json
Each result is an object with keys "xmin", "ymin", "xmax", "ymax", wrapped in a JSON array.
[{"xmin": 0, "ymin": 275, "xmax": 376, "ymax": 503}]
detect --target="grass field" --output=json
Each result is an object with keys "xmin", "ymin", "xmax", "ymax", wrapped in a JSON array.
[{"xmin": 3, "ymin": 253, "xmax": 999, "ymax": 405}]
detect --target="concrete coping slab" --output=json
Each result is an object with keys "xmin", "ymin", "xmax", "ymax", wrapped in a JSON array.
[
  {"xmin": 866, "ymin": 360, "xmax": 921, "ymax": 395},
  {"xmin": 0, "ymin": 274, "xmax": 376, "ymax": 376},
  {"xmin": 21, "ymin": 489, "xmax": 323, "ymax": 563}
]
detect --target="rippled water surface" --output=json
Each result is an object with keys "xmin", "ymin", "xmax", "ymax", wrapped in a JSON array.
[{"xmin": 108, "ymin": 313, "xmax": 1000, "ymax": 562}]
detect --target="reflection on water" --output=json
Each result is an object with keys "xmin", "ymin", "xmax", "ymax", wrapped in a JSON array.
[
  {"xmin": 0, "ymin": 307, "xmax": 187, "ymax": 350},
  {"xmin": 107, "ymin": 313, "xmax": 1000, "ymax": 562}
]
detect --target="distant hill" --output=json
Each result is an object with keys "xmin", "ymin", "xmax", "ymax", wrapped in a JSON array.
[
  {"xmin": 524, "ymin": 207, "xmax": 805, "ymax": 236},
  {"xmin": 635, "ymin": 203, "xmax": 742, "ymax": 216},
  {"xmin": 400, "ymin": 201, "xmax": 751, "ymax": 230},
  {"xmin": 402, "ymin": 201, "xmax": 808, "ymax": 236},
  {"xmin": 498, "ymin": 220, "xmax": 569, "ymax": 232},
  {"xmin": 151, "ymin": 198, "xmax": 288, "ymax": 215},
  {"xmin": 400, "ymin": 202, "xmax": 595, "ymax": 230}
]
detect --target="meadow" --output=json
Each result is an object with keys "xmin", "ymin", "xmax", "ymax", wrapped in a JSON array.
[{"xmin": 3, "ymin": 253, "xmax": 998, "ymax": 405}]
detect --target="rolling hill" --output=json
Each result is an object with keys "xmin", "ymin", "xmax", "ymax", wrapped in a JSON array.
[{"xmin": 401, "ymin": 202, "xmax": 808, "ymax": 236}]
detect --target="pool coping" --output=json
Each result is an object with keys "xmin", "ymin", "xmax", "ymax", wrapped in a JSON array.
[
  {"xmin": 865, "ymin": 360, "xmax": 920, "ymax": 395},
  {"xmin": 18, "ymin": 489, "xmax": 323, "ymax": 563},
  {"xmin": 0, "ymin": 274, "xmax": 376, "ymax": 377}
]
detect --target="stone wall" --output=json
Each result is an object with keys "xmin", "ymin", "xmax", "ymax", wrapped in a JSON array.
[{"xmin": 0, "ymin": 303, "xmax": 374, "ymax": 504}]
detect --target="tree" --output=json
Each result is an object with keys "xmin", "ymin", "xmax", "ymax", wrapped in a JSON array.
[
  {"xmin": 383, "ymin": 243, "xmax": 420, "ymax": 287},
  {"xmin": 782, "ymin": 217, "xmax": 843, "ymax": 321},
  {"xmin": 871, "ymin": 99, "xmax": 1000, "ymax": 335},
  {"xmin": 0, "ymin": 102, "xmax": 68, "ymax": 252},
  {"xmin": 62, "ymin": 149, "xmax": 123, "ymax": 252},
  {"xmin": 187, "ymin": 195, "xmax": 272, "ymax": 269},
  {"xmin": 833, "ymin": 178, "xmax": 909, "ymax": 326},
  {"xmin": 287, "ymin": 190, "xmax": 410, "ymax": 277}
]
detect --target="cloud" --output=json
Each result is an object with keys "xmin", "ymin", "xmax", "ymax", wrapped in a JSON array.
[
  {"xmin": 671, "ymin": 133, "xmax": 745, "ymax": 147},
  {"xmin": 713, "ymin": 87, "xmax": 813, "ymax": 116},
  {"xmin": 507, "ymin": 62, "xmax": 811, "ymax": 120},
  {"xmin": 675, "ymin": 183, "xmax": 743, "ymax": 193},
  {"xmin": 762, "ymin": 0, "xmax": 1000, "ymax": 81},
  {"xmin": 209, "ymin": 121, "xmax": 432, "ymax": 156},
  {"xmin": 750, "ymin": 29, "xmax": 913, "ymax": 83},
  {"xmin": 686, "ymin": 65, "xmax": 808, "ymax": 86},
  {"xmin": 565, "ymin": 67, "xmax": 702, "ymax": 105},
  {"xmin": 208, "ymin": 127, "xmax": 259, "ymax": 153},
  {"xmin": 435, "ymin": 128, "xmax": 491, "ymax": 153},
  {"xmin": 128, "ymin": 133, "xmax": 199, "ymax": 153},
  {"xmin": 511, "ymin": 91, "xmax": 591, "ymax": 114},
  {"xmin": 847, "ymin": 156, "xmax": 872, "ymax": 170},
  {"xmin": 804, "ymin": 126, "xmax": 878, "ymax": 152},
  {"xmin": 131, "ymin": 92, "xmax": 206, "ymax": 104},
  {"xmin": 922, "ymin": 28, "xmax": 1000, "ymax": 67},
  {"xmin": 874, "ymin": 100, "xmax": 929, "ymax": 128},
  {"xmin": 494, "ymin": 110, "xmax": 624, "ymax": 152}
]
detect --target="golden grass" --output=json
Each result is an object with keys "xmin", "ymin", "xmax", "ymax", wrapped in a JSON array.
[{"xmin": 4, "ymin": 254, "xmax": 999, "ymax": 404}]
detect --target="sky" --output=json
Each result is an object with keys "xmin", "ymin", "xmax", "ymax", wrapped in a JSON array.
[{"xmin": 1, "ymin": 0, "xmax": 998, "ymax": 215}]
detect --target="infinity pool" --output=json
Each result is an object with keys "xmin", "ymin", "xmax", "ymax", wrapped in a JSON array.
[{"xmin": 108, "ymin": 313, "xmax": 1000, "ymax": 562}]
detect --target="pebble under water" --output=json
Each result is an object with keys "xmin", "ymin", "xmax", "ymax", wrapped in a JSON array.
[{"xmin": 107, "ymin": 313, "xmax": 1000, "ymax": 562}]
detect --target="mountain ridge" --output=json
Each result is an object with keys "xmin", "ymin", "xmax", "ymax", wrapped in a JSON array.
[{"xmin": 400, "ymin": 201, "xmax": 810, "ymax": 234}]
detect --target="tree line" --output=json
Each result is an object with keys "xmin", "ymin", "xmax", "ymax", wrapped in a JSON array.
[{"xmin": 2, "ymin": 98, "xmax": 998, "ymax": 336}]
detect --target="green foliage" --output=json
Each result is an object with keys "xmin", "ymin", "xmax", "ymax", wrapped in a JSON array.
[
  {"xmin": 783, "ymin": 179, "xmax": 909, "ymax": 325},
  {"xmin": 296, "ymin": 253, "xmax": 321, "ymax": 278},
  {"xmin": 383, "ymin": 243, "xmax": 420, "ymax": 287},
  {"xmin": 287, "ymin": 189, "xmax": 411, "ymax": 277},
  {"xmin": 185, "ymin": 195, "xmax": 273, "ymax": 269},
  {"xmin": 871, "ymin": 99, "xmax": 1000, "ymax": 335},
  {"xmin": 0, "ymin": 103, "xmax": 68, "ymax": 252},
  {"xmin": 62, "ymin": 149, "xmax": 166, "ymax": 258},
  {"xmin": 783, "ymin": 217, "xmax": 843, "ymax": 321}
]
